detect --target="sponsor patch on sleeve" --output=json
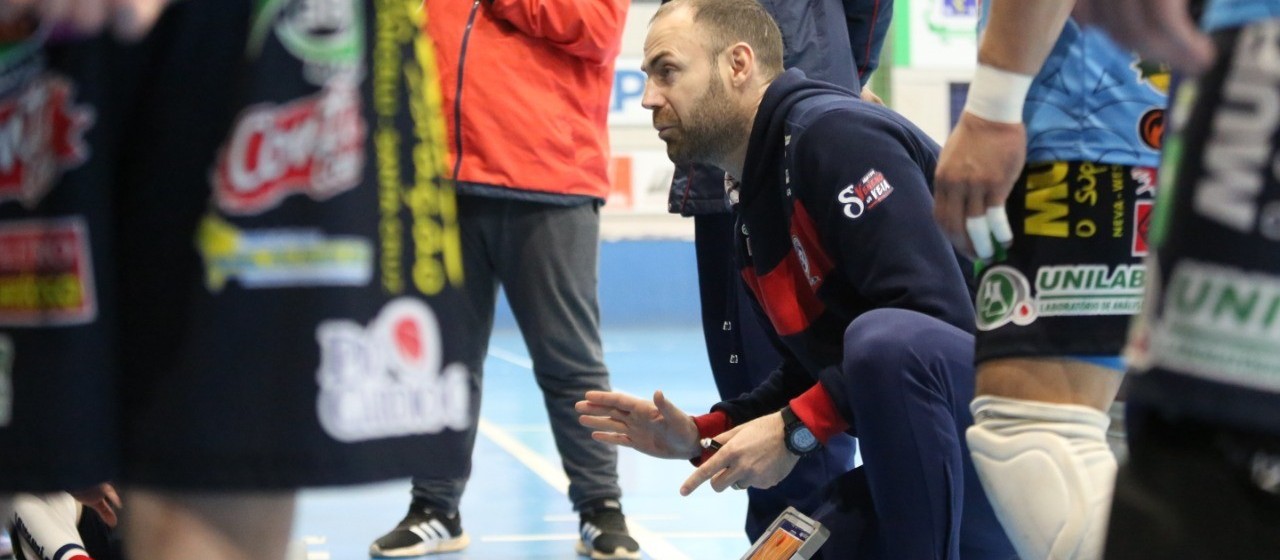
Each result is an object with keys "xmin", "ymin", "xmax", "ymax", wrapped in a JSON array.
[
  {"xmin": 836, "ymin": 169, "xmax": 894, "ymax": 219},
  {"xmin": 0, "ymin": 74, "xmax": 95, "ymax": 209},
  {"xmin": 0, "ymin": 216, "xmax": 96, "ymax": 326}
]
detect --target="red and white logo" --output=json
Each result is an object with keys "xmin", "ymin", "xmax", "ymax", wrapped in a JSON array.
[
  {"xmin": 0, "ymin": 217, "xmax": 96, "ymax": 326},
  {"xmin": 1133, "ymin": 200, "xmax": 1153, "ymax": 257},
  {"xmin": 0, "ymin": 75, "xmax": 94, "ymax": 208},
  {"xmin": 213, "ymin": 84, "xmax": 366, "ymax": 215},
  {"xmin": 1132, "ymin": 166, "xmax": 1157, "ymax": 197},
  {"xmin": 315, "ymin": 297, "xmax": 469, "ymax": 442},
  {"xmin": 837, "ymin": 169, "xmax": 894, "ymax": 219}
]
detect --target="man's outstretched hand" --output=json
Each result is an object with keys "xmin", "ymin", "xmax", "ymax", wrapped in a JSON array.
[{"xmin": 577, "ymin": 390, "xmax": 702, "ymax": 460}]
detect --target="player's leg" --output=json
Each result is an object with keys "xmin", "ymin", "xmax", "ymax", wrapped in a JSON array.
[
  {"xmin": 373, "ymin": 194, "xmax": 502, "ymax": 557},
  {"xmin": 820, "ymin": 308, "xmax": 975, "ymax": 559},
  {"xmin": 965, "ymin": 160, "xmax": 1155, "ymax": 559},
  {"xmin": 1108, "ymin": 17, "xmax": 1280, "ymax": 557},
  {"xmin": 123, "ymin": 490, "xmax": 294, "ymax": 560},
  {"xmin": 498, "ymin": 200, "xmax": 639, "ymax": 559}
]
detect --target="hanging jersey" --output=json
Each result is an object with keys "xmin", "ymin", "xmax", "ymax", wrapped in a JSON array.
[{"xmin": 978, "ymin": 7, "xmax": 1169, "ymax": 167}]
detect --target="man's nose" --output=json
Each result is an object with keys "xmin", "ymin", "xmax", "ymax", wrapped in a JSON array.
[{"xmin": 640, "ymin": 81, "xmax": 663, "ymax": 110}]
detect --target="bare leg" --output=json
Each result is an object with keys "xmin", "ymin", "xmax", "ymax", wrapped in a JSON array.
[{"xmin": 123, "ymin": 490, "xmax": 296, "ymax": 560}]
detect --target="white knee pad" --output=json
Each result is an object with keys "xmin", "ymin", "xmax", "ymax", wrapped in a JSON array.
[
  {"xmin": 967, "ymin": 395, "xmax": 1117, "ymax": 560},
  {"xmin": 11, "ymin": 492, "xmax": 87, "ymax": 560}
]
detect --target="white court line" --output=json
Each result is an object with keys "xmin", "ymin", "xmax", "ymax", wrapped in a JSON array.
[
  {"xmin": 481, "ymin": 533, "xmax": 579, "ymax": 543},
  {"xmin": 544, "ymin": 513, "xmax": 681, "ymax": 522},
  {"xmin": 488, "ymin": 347, "xmax": 534, "ymax": 370},
  {"xmin": 477, "ymin": 417, "xmax": 693, "ymax": 560}
]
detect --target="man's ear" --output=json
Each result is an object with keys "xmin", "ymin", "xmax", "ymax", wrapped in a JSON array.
[{"xmin": 726, "ymin": 42, "xmax": 755, "ymax": 87}]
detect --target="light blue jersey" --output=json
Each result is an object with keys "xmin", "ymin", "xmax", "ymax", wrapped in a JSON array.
[
  {"xmin": 1204, "ymin": 0, "xmax": 1280, "ymax": 31},
  {"xmin": 979, "ymin": 8, "xmax": 1169, "ymax": 167}
]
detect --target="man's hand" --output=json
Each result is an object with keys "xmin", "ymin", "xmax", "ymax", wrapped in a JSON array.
[
  {"xmin": 577, "ymin": 390, "xmax": 702, "ymax": 460},
  {"xmin": 860, "ymin": 86, "xmax": 885, "ymax": 107},
  {"xmin": 1074, "ymin": 0, "xmax": 1214, "ymax": 76},
  {"xmin": 69, "ymin": 482, "xmax": 122, "ymax": 528},
  {"xmin": 1, "ymin": 0, "xmax": 170, "ymax": 41},
  {"xmin": 679, "ymin": 412, "xmax": 799, "ymax": 496},
  {"xmin": 933, "ymin": 111, "xmax": 1026, "ymax": 260}
]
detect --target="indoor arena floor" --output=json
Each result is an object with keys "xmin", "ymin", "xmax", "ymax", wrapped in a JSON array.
[{"xmin": 292, "ymin": 326, "xmax": 751, "ymax": 560}]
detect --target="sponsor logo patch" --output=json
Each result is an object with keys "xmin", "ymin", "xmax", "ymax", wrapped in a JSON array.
[
  {"xmin": 250, "ymin": 0, "xmax": 365, "ymax": 85},
  {"xmin": 837, "ymin": 169, "xmax": 894, "ymax": 219},
  {"xmin": 0, "ymin": 75, "xmax": 94, "ymax": 208},
  {"xmin": 977, "ymin": 264, "xmax": 1145, "ymax": 330},
  {"xmin": 1150, "ymin": 260, "xmax": 1280, "ymax": 392},
  {"xmin": 1133, "ymin": 200, "xmax": 1154, "ymax": 257},
  {"xmin": 0, "ymin": 217, "xmax": 95, "ymax": 326},
  {"xmin": 196, "ymin": 214, "xmax": 373, "ymax": 291},
  {"xmin": 315, "ymin": 298, "xmax": 469, "ymax": 442},
  {"xmin": 213, "ymin": 84, "xmax": 366, "ymax": 215},
  {"xmin": 1139, "ymin": 108, "xmax": 1165, "ymax": 150}
]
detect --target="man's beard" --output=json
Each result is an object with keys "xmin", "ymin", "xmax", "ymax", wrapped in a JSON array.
[{"xmin": 663, "ymin": 72, "xmax": 750, "ymax": 167}]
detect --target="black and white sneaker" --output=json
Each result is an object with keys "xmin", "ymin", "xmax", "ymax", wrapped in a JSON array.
[
  {"xmin": 368, "ymin": 501, "xmax": 469, "ymax": 558},
  {"xmin": 575, "ymin": 498, "xmax": 641, "ymax": 559}
]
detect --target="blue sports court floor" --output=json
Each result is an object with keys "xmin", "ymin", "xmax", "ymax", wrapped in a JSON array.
[{"xmin": 291, "ymin": 326, "xmax": 752, "ymax": 560}]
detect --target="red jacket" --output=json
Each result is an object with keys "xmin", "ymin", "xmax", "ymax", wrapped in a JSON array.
[{"xmin": 426, "ymin": 0, "xmax": 627, "ymax": 199}]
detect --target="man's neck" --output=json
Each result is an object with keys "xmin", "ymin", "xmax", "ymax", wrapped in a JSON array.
[{"xmin": 721, "ymin": 82, "xmax": 770, "ymax": 180}]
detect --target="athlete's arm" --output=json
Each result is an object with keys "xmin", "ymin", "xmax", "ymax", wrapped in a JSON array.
[
  {"xmin": 1074, "ymin": 0, "xmax": 1214, "ymax": 75},
  {"xmin": 933, "ymin": 0, "xmax": 1075, "ymax": 260}
]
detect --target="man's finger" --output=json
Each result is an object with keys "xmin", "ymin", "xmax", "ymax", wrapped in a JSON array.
[
  {"xmin": 966, "ymin": 215, "xmax": 995, "ymax": 261},
  {"xmin": 575, "ymin": 401, "xmax": 626, "ymax": 417},
  {"xmin": 987, "ymin": 206, "xmax": 1013, "ymax": 247},
  {"xmin": 104, "ymin": 484, "xmax": 122, "ymax": 509},
  {"xmin": 89, "ymin": 500, "xmax": 118, "ymax": 528},
  {"xmin": 708, "ymin": 466, "xmax": 743, "ymax": 493},
  {"xmin": 591, "ymin": 432, "xmax": 635, "ymax": 448},
  {"xmin": 579, "ymin": 415, "xmax": 629, "ymax": 433},
  {"xmin": 680, "ymin": 452, "xmax": 727, "ymax": 496},
  {"xmin": 653, "ymin": 390, "xmax": 682, "ymax": 418},
  {"xmin": 584, "ymin": 390, "xmax": 640, "ymax": 412}
]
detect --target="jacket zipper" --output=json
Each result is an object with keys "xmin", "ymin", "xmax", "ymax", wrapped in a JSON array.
[{"xmin": 451, "ymin": 0, "xmax": 482, "ymax": 182}]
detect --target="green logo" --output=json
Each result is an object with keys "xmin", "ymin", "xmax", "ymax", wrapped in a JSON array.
[
  {"xmin": 976, "ymin": 266, "xmax": 1036, "ymax": 331},
  {"xmin": 250, "ymin": 0, "xmax": 366, "ymax": 85}
]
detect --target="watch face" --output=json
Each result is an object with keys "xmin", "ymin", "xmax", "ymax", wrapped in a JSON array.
[{"xmin": 790, "ymin": 427, "xmax": 818, "ymax": 452}]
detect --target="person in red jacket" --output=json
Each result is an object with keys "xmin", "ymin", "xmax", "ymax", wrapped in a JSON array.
[{"xmin": 367, "ymin": 1, "xmax": 640, "ymax": 559}]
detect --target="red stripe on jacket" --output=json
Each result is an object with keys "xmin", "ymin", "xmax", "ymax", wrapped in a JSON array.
[{"xmin": 740, "ymin": 201, "xmax": 834, "ymax": 336}]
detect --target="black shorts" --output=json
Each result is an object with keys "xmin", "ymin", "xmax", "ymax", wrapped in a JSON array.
[
  {"xmin": 1105, "ymin": 407, "xmax": 1280, "ymax": 559},
  {"xmin": 0, "ymin": 0, "xmax": 475, "ymax": 491},
  {"xmin": 1124, "ymin": 18, "xmax": 1280, "ymax": 434},
  {"xmin": 974, "ymin": 161, "xmax": 1156, "ymax": 363}
]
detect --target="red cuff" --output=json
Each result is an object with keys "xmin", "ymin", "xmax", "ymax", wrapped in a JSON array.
[
  {"xmin": 689, "ymin": 411, "xmax": 735, "ymax": 466},
  {"xmin": 789, "ymin": 384, "xmax": 850, "ymax": 444}
]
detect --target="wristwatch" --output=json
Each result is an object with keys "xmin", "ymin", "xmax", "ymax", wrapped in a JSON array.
[{"xmin": 781, "ymin": 405, "xmax": 820, "ymax": 456}]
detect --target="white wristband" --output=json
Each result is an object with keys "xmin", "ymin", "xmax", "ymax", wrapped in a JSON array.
[{"xmin": 963, "ymin": 64, "xmax": 1034, "ymax": 124}]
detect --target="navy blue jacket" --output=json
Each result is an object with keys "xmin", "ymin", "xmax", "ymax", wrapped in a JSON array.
[
  {"xmin": 714, "ymin": 70, "xmax": 975, "ymax": 423},
  {"xmin": 667, "ymin": 0, "xmax": 893, "ymax": 216}
]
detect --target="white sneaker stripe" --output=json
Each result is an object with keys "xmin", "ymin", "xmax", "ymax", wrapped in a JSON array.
[{"xmin": 428, "ymin": 519, "xmax": 451, "ymax": 540}]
